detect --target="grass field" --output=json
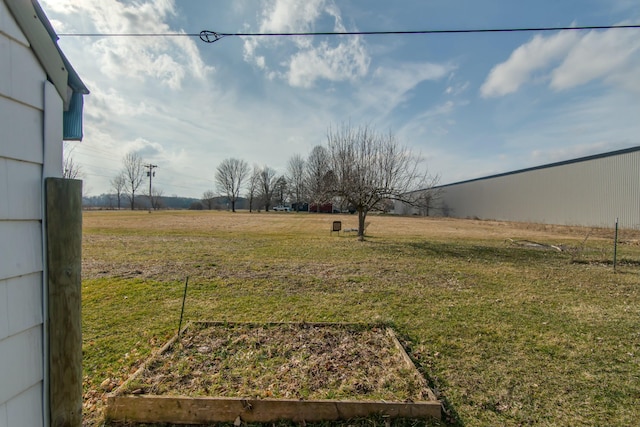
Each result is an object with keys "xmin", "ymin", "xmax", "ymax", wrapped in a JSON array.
[{"xmin": 81, "ymin": 210, "xmax": 640, "ymax": 426}]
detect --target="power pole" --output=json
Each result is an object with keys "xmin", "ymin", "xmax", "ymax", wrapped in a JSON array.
[{"xmin": 145, "ymin": 164, "xmax": 158, "ymax": 211}]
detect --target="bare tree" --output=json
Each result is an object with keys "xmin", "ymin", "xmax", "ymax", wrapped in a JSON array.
[
  {"xmin": 247, "ymin": 165, "xmax": 261, "ymax": 212},
  {"xmin": 202, "ymin": 190, "xmax": 216, "ymax": 210},
  {"xmin": 415, "ymin": 175, "xmax": 442, "ymax": 216},
  {"xmin": 287, "ymin": 154, "xmax": 306, "ymax": 211},
  {"xmin": 215, "ymin": 158, "xmax": 249, "ymax": 212},
  {"xmin": 274, "ymin": 175, "xmax": 288, "ymax": 207},
  {"xmin": 305, "ymin": 145, "xmax": 332, "ymax": 213},
  {"xmin": 63, "ymin": 142, "xmax": 83, "ymax": 179},
  {"xmin": 110, "ymin": 173, "xmax": 126, "ymax": 209},
  {"xmin": 122, "ymin": 152, "xmax": 145, "ymax": 210},
  {"xmin": 257, "ymin": 166, "xmax": 278, "ymax": 211},
  {"xmin": 146, "ymin": 187, "xmax": 164, "ymax": 211},
  {"xmin": 327, "ymin": 123, "xmax": 430, "ymax": 241}
]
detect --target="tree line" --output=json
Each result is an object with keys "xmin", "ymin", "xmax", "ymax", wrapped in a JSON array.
[{"xmin": 110, "ymin": 123, "xmax": 440, "ymax": 239}]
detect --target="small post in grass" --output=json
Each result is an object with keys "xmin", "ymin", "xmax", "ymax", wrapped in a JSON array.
[
  {"xmin": 613, "ymin": 218, "xmax": 619, "ymax": 272},
  {"xmin": 178, "ymin": 277, "xmax": 189, "ymax": 339}
]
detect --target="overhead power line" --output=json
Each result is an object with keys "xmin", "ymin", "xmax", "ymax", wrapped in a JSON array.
[{"xmin": 55, "ymin": 24, "xmax": 640, "ymax": 43}]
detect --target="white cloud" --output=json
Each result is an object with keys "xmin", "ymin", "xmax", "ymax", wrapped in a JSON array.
[
  {"xmin": 480, "ymin": 31, "xmax": 579, "ymax": 97},
  {"xmin": 42, "ymin": 0, "xmax": 212, "ymax": 90},
  {"xmin": 550, "ymin": 28, "xmax": 640, "ymax": 91},
  {"xmin": 481, "ymin": 25, "xmax": 640, "ymax": 97},
  {"xmin": 445, "ymin": 81, "xmax": 469, "ymax": 96},
  {"xmin": 242, "ymin": 0, "xmax": 370, "ymax": 88},
  {"xmin": 287, "ymin": 37, "xmax": 369, "ymax": 87},
  {"xmin": 258, "ymin": 0, "xmax": 325, "ymax": 34},
  {"xmin": 356, "ymin": 62, "xmax": 454, "ymax": 118}
]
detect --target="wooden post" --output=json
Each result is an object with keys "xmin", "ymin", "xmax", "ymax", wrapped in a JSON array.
[{"xmin": 46, "ymin": 178, "xmax": 83, "ymax": 427}]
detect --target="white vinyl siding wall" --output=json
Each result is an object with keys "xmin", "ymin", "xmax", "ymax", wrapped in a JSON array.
[
  {"xmin": 432, "ymin": 149, "xmax": 640, "ymax": 229},
  {"xmin": 0, "ymin": 1, "xmax": 62, "ymax": 425}
]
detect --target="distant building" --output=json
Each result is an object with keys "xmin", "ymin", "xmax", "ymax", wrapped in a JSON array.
[
  {"xmin": 1, "ymin": 0, "xmax": 88, "ymax": 425},
  {"xmin": 397, "ymin": 146, "xmax": 640, "ymax": 229}
]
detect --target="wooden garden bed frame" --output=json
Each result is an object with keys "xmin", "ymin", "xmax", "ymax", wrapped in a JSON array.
[{"xmin": 105, "ymin": 322, "xmax": 441, "ymax": 424}]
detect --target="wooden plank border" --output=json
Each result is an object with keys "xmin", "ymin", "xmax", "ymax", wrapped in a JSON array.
[
  {"xmin": 106, "ymin": 322, "xmax": 441, "ymax": 424},
  {"xmin": 106, "ymin": 395, "xmax": 441, "ymax": 424}
]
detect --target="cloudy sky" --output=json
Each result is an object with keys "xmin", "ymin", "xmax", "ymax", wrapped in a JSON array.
[{"xmin": 41, "ymin": 0, "xmax": 640, "ymax": 198}]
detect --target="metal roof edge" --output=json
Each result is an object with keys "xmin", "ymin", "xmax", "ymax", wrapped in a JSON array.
[
  {"xmin": 5, "ymin": 0, "xmax": 68, "ymax": 100},
  {"xmin": 433, "ymin": 145, "xmax": 640, "ymax": 191},
  {"xmin": 31, "ymin": 0, "xmax": 88, "ymax": 95}
]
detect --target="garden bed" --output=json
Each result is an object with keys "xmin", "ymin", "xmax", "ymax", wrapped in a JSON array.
[{"xmin": 106, "ymin": 322, "xmax": 441, "ymax": 424}]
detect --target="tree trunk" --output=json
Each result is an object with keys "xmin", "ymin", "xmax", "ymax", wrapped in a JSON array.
[{"xmin": 358, "ymin": 209, "xmax": 367, "ymax": 241}]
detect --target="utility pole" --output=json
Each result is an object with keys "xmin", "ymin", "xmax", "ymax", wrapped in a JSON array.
[{"xmin": 145, "ymin": 164, "xmax": 158, "ymax": 211}]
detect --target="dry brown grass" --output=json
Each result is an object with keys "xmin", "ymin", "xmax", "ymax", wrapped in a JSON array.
[{"xmin": 82, "ymin": 210, "xmax": 640, "ymax": 427}]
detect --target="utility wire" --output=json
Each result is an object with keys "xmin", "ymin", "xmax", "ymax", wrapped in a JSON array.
[{"xmin": 55, "ymin": 24, "xmax": 640, "ymax": 42}]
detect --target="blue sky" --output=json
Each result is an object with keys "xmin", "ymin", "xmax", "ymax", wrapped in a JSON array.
[{"xmin": 41, "ymin": 0, "xmax": 640, "ymax": 198}]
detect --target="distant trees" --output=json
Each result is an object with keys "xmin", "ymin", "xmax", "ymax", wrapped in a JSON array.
[
  {"xmin": 247, "ymin": 165, "xmax": 261, "ymax": 213},
  {"xmin": 305, "ymin": 145, "xmax": 332, "ymax": 213},
  {"xmin": 147, "ymin": 187, "xmax": 164, "ymax": 210},
  {"xmin": 274, "ymin": 175, "xmax": 288, "ymax": 207},
  {"xmin": 99, "ymin": 125, "xmax": 434, "ymax": 222},
  {"xmin": 257, "ymin": 166, "xmax": 278, "ymax": 211},
  {"xmin": 122, "ymin": 152, "xmax": 145, "ymax": 210},
  {"xmin": 287, "ymin": 154, "xmax": 306, "ymax": 211},
  {"xmin": 414, "ymin": 175, "xmax": 442, "ymax": 216},
  {"xmin": 202, "ymin": 190, "xmax": 216, "ymax": 210},
  {"xmin": 327, "ymin": 123, "xmax": 431, "ymax": 240},
  {"xmin": 203, "ymin": 124, "xmax": 432, "ymax": 231},
  {"xmin": 215, "ymin": 158, "xmax": 249, "ymax": 212},
  {"xmin": 110, "ymin": 173, "xmax": 126, "ymax": 209}
]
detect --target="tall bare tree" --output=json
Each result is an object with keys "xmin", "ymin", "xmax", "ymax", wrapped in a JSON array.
[
  {"xmin": 110, "ymin": 172, "xmax": 126, "ymax": 209},
  {"xmin": 257, "ymin": 166, "xmax": 278, "ymax": 211},
  {"xmin": 274, "ymin": 175, "xmax": 288, "ymax": 207},
  {"xmin": 215, "ymin": 158, "xmax": 249, "ymax": 212},
  {"xmin": 286, "ymin": 154, "xmax": 306, "ymax": 211},
  {"xmin": 305, "ymin": 145, "xmax": 332, "ymax": 213},
  {"xmin": 122, "ymin": 151, "xmax": 145, "ymax": 210},
  {"xmin": 327, "ymin": 123, "xmax": 430, "ymax": 240},
  {"xmin": 247, "ymin": 165, "xmax": 261, "ymax": 212}
]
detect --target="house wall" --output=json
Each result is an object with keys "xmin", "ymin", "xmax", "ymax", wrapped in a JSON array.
[
  {"xmin": 0, "ymin": 1, "xmax": 63, "ymax": 425},
  {"xmin": 400, "ymin": 148, "xmax": 640, "ymax": 229}
]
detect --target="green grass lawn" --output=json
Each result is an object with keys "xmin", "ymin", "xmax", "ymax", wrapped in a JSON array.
[{"xmin": 82, "ymin": 211, "xmax": 640, "ymax": 426}]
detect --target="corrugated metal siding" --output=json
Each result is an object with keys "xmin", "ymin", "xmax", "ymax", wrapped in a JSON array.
[
  {"xmin": 62, "ymin": 91, "xmax": 83, "ymax": 140},
  {"xmin": 430, "ymin": 148, "xmax": 640, "ymax": 228}
]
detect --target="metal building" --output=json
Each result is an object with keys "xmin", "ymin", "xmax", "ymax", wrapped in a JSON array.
[{"xmin": 399, "ymin": 146, "xmax": 640, "ymax": 229}]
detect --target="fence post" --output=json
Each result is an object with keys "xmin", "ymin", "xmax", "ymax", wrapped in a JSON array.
[
  {"xmin": 46, "ymin": 178, "xmax": 83, "ymax": 427},
  {"xmin": 613, "ymin": 217, "xmax": 619, "ymax": 272}
]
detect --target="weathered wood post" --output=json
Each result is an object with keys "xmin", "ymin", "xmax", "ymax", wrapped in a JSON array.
[{"xmin": 46, "ymin": 178, "xmax": 83, "ymax": 427}]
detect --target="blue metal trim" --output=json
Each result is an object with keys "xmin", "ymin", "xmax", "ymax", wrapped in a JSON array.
[{"xmin": 63, "ymin": 91, "xmax": 84, "ymax": 141}]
